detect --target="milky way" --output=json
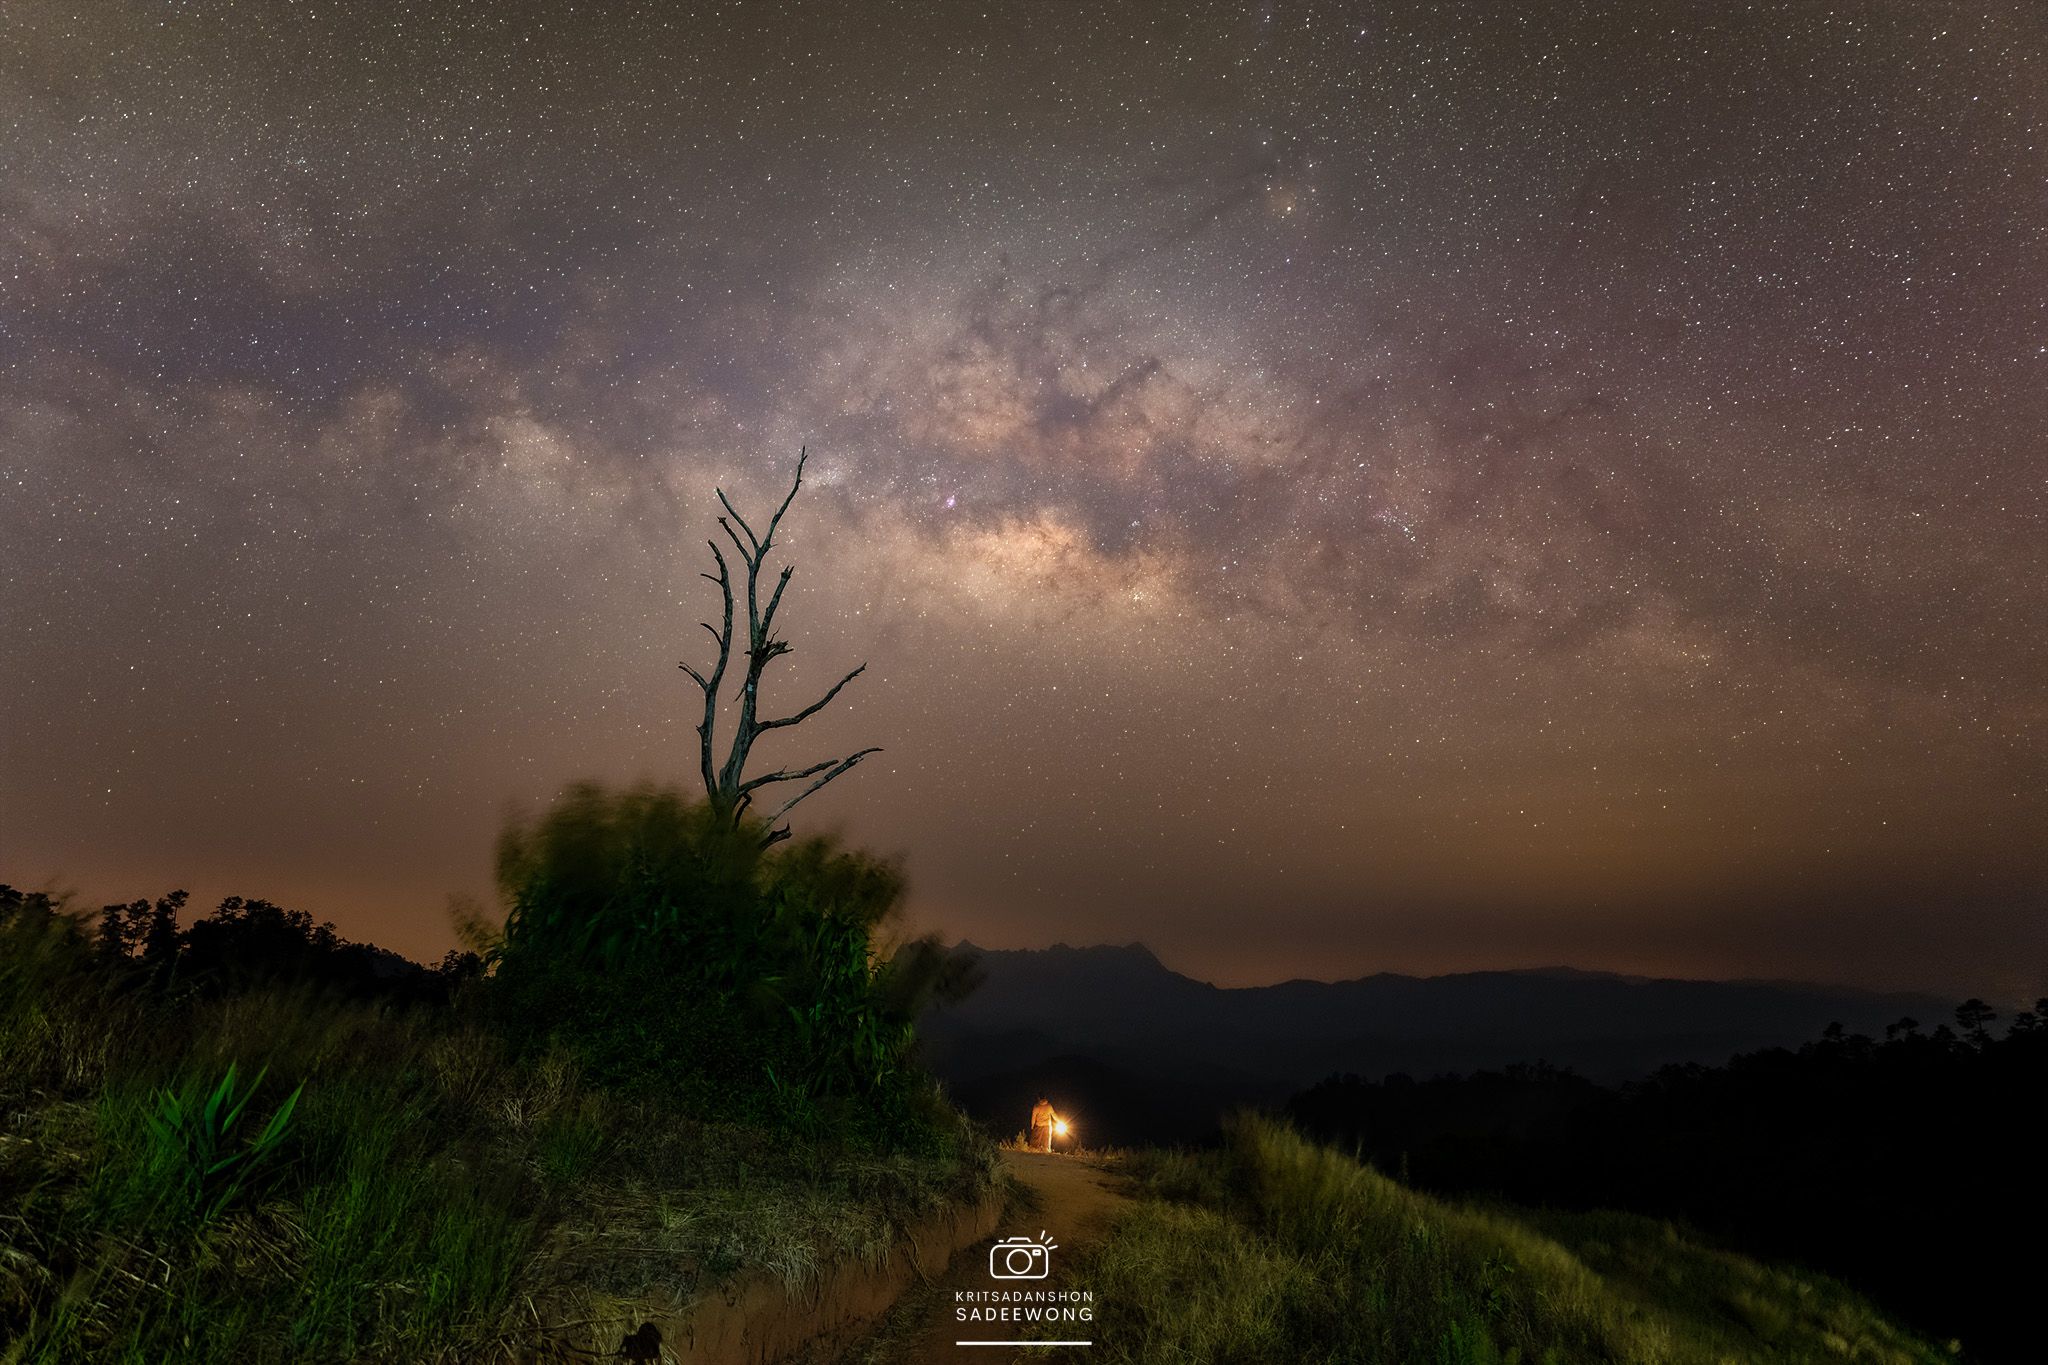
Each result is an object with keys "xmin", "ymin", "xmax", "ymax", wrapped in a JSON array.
[{"xmin": 3, "ymin": 3, "xmax": 2044, "ymax": 997}]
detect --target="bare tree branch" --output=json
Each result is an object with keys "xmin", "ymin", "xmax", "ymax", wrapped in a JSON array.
[
  {"xmin": 757, "ymin": 663, "xmax": 867, "ymax": 732},
  {"xmin": 732, "ymin": 638, "xmax": 792, "ymax": 702},
  {"xmin": 715, "ymin": 488, "xmax": 762, "ymax": 555},
  {"xmin": 758, "ymin": 446, "xmax": 808, "ymax": 551},
  {"xmin": 760, "ymin": 563, "xmax": 795, "ymax": 640},
  {"xmin": 716, "ymin": 515, "xmax": 753, "ymax": 567},
  {"xmin": 736, "ymin": 755, "xmax": 844, "ymax": 795},
  {"xmin": 680, "ymin": 449, "xmax": 877, "ymax": 844},
  {"xmin": 765, "ymin": 747, "xmax": 883, "ymax": 830},
  {"xmin": 687, "ymin": 539, "xmax": 736, "ymax": 796}
]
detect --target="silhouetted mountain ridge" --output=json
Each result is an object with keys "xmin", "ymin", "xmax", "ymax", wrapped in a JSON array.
[{"xmin": 923, "ymin": 942, "xmax": 1948, "ymax": 1143}]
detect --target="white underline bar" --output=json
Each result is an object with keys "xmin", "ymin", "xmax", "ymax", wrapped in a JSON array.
[{"xmin": 955, "ymin": 1341, "xmax": 1093, "ymax": 1347}]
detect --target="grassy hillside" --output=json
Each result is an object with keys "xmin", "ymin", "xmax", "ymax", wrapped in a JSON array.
[
  {"xmin": 1065, "ymin": 1116, "xmax": 1948, "ymax": 1365},
  {"xmin": 0, "ymin": 892, "xmax": 1000, "ymax": 1364}
]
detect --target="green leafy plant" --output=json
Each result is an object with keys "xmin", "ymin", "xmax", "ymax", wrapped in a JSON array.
[{"xmin": 139, "ymin": 1062, "xmax": 302, "ymax": 1224}]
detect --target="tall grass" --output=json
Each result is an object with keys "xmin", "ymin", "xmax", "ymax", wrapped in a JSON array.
[
  {"xmin": 1065, "ymin": 1116, "xmax": 1947, "ymax": 1365},
  {"xmin": 0, "ymin": 896, "xmax": 1000, "ymax": 1363},
  {"xmin": 0, "ymin": 937, "xmax": 542, "ymax": 1363},
  {"xmin": 101, "ymin": 1063, "xmax": 302, "ymax": 1230}
]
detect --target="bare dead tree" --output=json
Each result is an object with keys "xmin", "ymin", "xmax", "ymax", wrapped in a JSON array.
[{"xmin": 678, "ymin": 448, "xmax": 879, "ymax": 846}]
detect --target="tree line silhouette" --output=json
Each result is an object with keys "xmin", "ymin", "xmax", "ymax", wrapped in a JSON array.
[
  {"xmin": 4, "ymin": 883, "xmax": 480, "ymax": 1004},
  {"xmin": 1288, "ymin": 999, "xmax": 2048, "ymax": 1361}
]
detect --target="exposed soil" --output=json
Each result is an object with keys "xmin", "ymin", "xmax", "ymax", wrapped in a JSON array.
[
  {"xmin": 649, "ymin": 1189, "xmax": 1005, "ymax": 1365},
  {"xmin": 833, "ymin": 1151, "xmax": 1132, "ymax": 1365}
]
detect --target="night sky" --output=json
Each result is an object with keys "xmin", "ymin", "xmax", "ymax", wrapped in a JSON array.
[{"xmin": 4, "ymin": 3, "xmax": 2043, "ymax": 1000}]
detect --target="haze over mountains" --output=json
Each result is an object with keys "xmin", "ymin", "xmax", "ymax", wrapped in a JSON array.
[{"xmin": 923, "ymin": 942, "xmax": 1946, "ymax": 1145}]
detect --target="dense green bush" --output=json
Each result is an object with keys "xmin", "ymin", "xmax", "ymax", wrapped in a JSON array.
[{"xmin": 488, "ymin": 782, "xmax": 968, "ymax": 1145}]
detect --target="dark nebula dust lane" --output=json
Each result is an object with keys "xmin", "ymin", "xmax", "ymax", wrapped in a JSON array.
[{"xmin": 3, "ymin": 2, "xmax": 2043, "ymax": 998}]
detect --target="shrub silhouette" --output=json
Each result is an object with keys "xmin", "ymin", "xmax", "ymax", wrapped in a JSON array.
[{"xmin": 488, "ymin": 782, "xmax": 964, "ymax": 1141}]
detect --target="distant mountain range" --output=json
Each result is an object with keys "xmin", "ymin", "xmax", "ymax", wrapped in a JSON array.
[{"xmin": 921, "ymin": 942, "xmax": 1947, "ymax": 1146}]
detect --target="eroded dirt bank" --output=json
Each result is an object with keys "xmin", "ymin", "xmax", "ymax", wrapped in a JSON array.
[
  {"xmin": 840, "ymin": 1151, "xmax": 1132, "ymax": 1365},
  {"xmin": 658, "ymin": 1190, "xmax": 1007, "ymax": 1365}
]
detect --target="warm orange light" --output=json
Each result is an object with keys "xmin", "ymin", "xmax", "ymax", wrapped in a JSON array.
[{"xmin": 1052, "ymin": 1119, "xmax": 1070, "ymax": 1137}]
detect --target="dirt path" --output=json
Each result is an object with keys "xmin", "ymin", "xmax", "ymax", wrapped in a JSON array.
[{"xmin": 834, "ymin": 1151, "xmax": 1131, "ymax": 1365}]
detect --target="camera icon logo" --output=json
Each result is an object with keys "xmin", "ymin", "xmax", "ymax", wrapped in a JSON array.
[{"xmin": 989, "ymin": 1231, "xmax": 1057, "ymax": 1280}]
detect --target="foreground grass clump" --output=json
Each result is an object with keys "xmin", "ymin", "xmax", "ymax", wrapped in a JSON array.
[
  {"xmin": 1067, "ymin": 1116, "xmax": 1946, "ymax": 1365},
  {"xmin": 0, "ymin": 891, "xmax": 999, "ymax": 1364}
]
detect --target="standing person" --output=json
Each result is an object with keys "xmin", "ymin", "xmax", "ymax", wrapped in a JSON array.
[{"xmin": 1030, "ymin": 1097, "xmax": 1056, "ymax": 1152}]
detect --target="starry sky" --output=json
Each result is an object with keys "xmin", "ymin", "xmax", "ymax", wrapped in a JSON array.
[{"xmin": 4, "ymin": 2, "xmax": 2044, "ymax": 1000}]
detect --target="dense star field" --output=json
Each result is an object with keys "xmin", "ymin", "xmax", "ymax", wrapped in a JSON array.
[{"xmin": 3, "ymin": 2, "xmax": 2042, "ymax": 997}]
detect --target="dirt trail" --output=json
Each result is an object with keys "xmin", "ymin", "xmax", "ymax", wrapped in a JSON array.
[{"xmin": 836, "ymin": 1151, "xmax": 1131, "ymax": 1365}]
